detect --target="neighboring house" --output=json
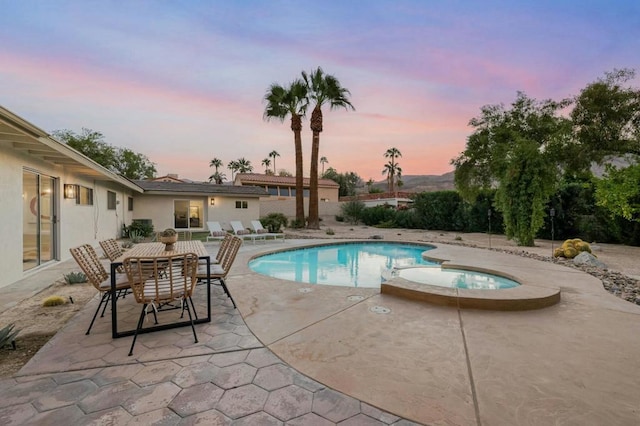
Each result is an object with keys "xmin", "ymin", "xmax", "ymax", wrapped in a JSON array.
[
  {"xmin": 234, "ymin": 173, "xmax": 340, "ymax": 202},
  {"xmin": 150, "ymin": 174, "xmax": 185, "ymax": 183},
  {"xmin": 0, "ymin": 106, "xmax": 141, "ymax": 290},
  {"xmin": 340, "ymin": 192, "xmax": 415, "ymax": 208},
  {"xmin": 132, "ymin": 180, "xmax": 267, "ymax": 233},
  {"xmin": 0, "ymin": 106, "xmax": 268, "ymax": 290}
]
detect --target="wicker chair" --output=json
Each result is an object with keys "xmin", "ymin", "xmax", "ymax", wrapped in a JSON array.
[
  {"xmin": 70, "ymin": 244, "xmax": 131, "ymax": 335},
  {"xmin": 196, "ymin": 236, "xmax": 242, "ymax": 308},
  {"xmin": 123, "ymin": 252, "xmax": 199, "ymax": 356},
  {"xmin": 99, "ymin": 239, "xmax": 124, "ymax": 272}
]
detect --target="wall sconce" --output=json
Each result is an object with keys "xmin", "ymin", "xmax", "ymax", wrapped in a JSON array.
[
  {"xmin": 210, "ymin": 198, "xmax": 215, "ymax": 206},
  {"xmin": 64, "ymin": 184, "xmax": 77, "ymax": 199}
]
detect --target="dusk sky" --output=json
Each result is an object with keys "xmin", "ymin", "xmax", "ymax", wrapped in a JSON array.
[{"xmin": 2, "ymin": 1, "xmax": 639, "ymax": 183}]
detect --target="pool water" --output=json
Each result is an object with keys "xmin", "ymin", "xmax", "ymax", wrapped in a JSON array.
[{"xmin": 249, "ymin": 242, "xmax": 519, "ymax": 289}]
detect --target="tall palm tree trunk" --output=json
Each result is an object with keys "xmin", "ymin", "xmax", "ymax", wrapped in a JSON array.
[
  {"xmin": 292, "ymin": 114, "xmax": 305, "ymax": 225},
  {"xmin": 308, "ymin": 106, "xmax": 323, "ymax": 229}
]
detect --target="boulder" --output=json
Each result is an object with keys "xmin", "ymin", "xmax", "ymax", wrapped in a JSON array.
[{"xmin": 573, "ymin": 252, "xmax": 607, "ymax": 269}]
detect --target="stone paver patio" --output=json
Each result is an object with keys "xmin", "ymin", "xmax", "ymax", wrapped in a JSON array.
[{"xmin": 1, "ymin": 237, "xmax": 639, "ymax": 425}]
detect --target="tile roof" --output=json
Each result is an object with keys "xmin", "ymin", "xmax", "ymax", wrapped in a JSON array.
[
  {"xmin": 134, "ymin": 180, "xmax": 267, "ymax": 196},
  {"xmin": 235, "ymin": 173, "xmax": 339, "ymax": 187}
]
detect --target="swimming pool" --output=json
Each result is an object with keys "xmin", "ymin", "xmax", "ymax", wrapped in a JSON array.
[{"xmin": 249, "ymin": 242, "xmax": 520, "ymax": 289}]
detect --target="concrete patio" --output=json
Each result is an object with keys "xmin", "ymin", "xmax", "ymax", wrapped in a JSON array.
[{"xmin": 1, "ymin": 238, "xmax": 639, "ymax": 425}]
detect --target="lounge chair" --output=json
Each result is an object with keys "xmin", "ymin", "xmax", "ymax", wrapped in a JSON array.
[
  {"xmin": 230, "ymin": 220, "xmax": 265, "ymax": 244},
  {"xmin": 206, "ymin": 221, "xmax": 227, "ymax": 242},
  {"xmin": 250, "ymin": 220, "xmax": 285, "ymax": 242}
]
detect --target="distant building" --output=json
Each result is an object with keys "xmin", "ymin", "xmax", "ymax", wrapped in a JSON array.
[
  {"xmin": 150, "ymin": 174, "xmax": 184, "ymax": 183},
  {"xmin": 340, "ymin": 192, "xmax": 415, "ymax": 208},
  {"xmin": 234, "ymin": 173, "xmax": 340, "ymax": 202}
]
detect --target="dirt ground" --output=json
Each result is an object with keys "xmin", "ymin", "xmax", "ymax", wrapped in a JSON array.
[
  {"xmin": 0, "ymin": 279, "xmax": 97, "ymax": 377},
  {"xmin": 1, "ymin": 219, "xmax": 639, "ymax": 379}
]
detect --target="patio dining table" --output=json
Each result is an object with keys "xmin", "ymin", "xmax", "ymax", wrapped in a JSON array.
[{"xmin": 110, "ymin": 240, "xmax": 212, "ymax": 338}]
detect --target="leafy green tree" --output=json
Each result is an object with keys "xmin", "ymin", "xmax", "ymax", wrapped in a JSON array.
[
  {"xmin": 383, "ymin": 147, "xmax": 402, "ymax": 192},
  {"xmin": 302, "ymin": 67, "xmax": 354, "ymax": 229},
  {"xmin": 113, "ymin": 148, "xmax": 156, "ymax": 179},
  {"xmin": 570, "ymin": 69, "xmax": 640, "ymax": 172},
  {"xmin": 54, "ymin": 128, "xmax": 156, "ymax": 179},
  {"xmin": 323, "ymin": 167, "xmax": 362, "ymax": 197},
  {"xmin": 452, "ymin": 92, "xmax": 570, "ymax": 246},
  {"xmin": 264, "ymin": 81, "xmax": 308, "ymax": 225},
  {"xmin": 595, "ymin": 163, "xmax": 640, "ymax": 221}
]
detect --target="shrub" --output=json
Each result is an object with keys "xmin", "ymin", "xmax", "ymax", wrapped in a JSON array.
[
  {"xmin": 261, "ymin": 213, "xmax": 288, "ymax": 232},
  {"xmin": 0, "ymin": 323, "xmax": 20, "ymax": 349},
  {"xmin": 335, "ymin": 215, "xmax": 345, "ymax": 222},
  {"xmin": 129, "ymin": 230, "xmax": 144, "ymax": 244},
  {"xmin": 63, "ymin": 271, "xmax": 87, "ymax": 284},
  {"xmin": 360, "ymin": 205, "xmax": 395, "ymax": 226},
  {"xmin": 42, "ymin": 296, "xmax": 66, "ymax": 307},
  {"xmin": 325, "ymin": 228, "xmax": 335, "ymax": 235},
  {"xmin": 341, "ymin": 201, "xmax": 366, "ymax": 225},
  {"xmin": 126, "ymin": 220, "xmax": 154, "ymax": 238},
  {"xmin": 289, "ymin": 218, "xmax": 305, "ymax": 229}
]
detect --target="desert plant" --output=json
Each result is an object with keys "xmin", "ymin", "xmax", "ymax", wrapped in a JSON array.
[
  {"xmin": 126, "ymin": 220, "xmax": 154, "ymax": 238},
  {"xmin": 0, "ymin": 323, "xmax": 20, "ymax": 349},
  {"xmin": 129, "ymin": 230, "xmax": 144, "ymax": 244},
  {"xmin": 335, "ymin": 215, "xmax": 344, "ymax": 222},
  {"xmin": 341, "ymin": 200, "xmax": 366, "ymax": 225},
  {"xmin": 121, "ymin": 240, "xmax": 134, "ymax": 249},
  {"xmin": 42, "ymin": 296, "xmax": 67, "ymax": 307},
  {"xmin": 289, "ymin": 218, "xmax": 305, "ymax": 229},
  {"xmin": 260, "ymin": 213, "xmax": 288, "ymax": 233},
  {"xmin": 63, "ymin": 271, "xmax": 87, "ymax": 284},
  {"xmin": 161, "ymin": 228, "xmax": 177, "ymax": 237},
  {"xmin": 325, "ymin": 228, "xmax": 335, "ymax": 235}
]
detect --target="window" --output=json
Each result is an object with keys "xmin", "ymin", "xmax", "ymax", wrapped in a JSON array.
[
  {"xmin": 128, "ymin": 197, "xmax": 133, "ymax": 211},
  {"xmin": 303, "ymin": 189, "xmax": 310, "ymax": 198},
  {"xmin": 235, "ymin": 200, "xmax": 248, "ymax": 209},
  {"xmin": 267, "ymin": 186, "xmax": 278, "ymax": 196},
  {"xmin": 76, "ymin": 186, "xmax": 93, "ymax": 205},
  {"xmin": 107, "ymin": 191, "xmax": 116, "ymax": 210},
  {"xmin": 174, "ymin": 199, "xmax": 204, "ymax": 229},
  {"xmin": 290, "ymin": 188, "xmax": 296, "ymax": 196},
  {"xmin": 279, "ymin": 187, "xmax": 290, "ymax": 196}
]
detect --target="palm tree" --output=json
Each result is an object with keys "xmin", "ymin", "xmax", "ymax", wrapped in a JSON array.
[
  {"xmin": 208, "ymin": 171, "xmax": 226, "ymax": 184},
  {"xmin": 264, "ymin": 80, "xmax": 308, "ymax": 225},
  {"xmin": 228, "ymin": 160, "xmax": 240, "ymax": 181},
  {"xmin": 261, "ymin": 158, "xmax": 272, "ymax": 174},
  {"xmin": 383, "ymin": 147, "xmax": 402, "ymax": 193},
  {"xmin": 320, "ymin": 156, "xmax": 329, "ymax": 176},
  {"xmin": 209, "ymin": 157, "xmax": 223, "ymax": 173},
  {"xmin": 268, "ymin": 150, "xmax": 280, "ymax": 174},
  {"xmin": 382, "ymin": 161, "xmax": 403, "ymax": 194},
  {"xmin": 302, "ymin": 67, "xmax": 354, "ymax": 229},
  {"xmin": 236, "ymin": 157, "xmax": 253, "ymax": 173}
]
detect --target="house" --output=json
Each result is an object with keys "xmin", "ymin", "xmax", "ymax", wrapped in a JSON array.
[
  {"xmin": 0, "ymin": 106, "xmax": 267, "ymax": 290},
  {"xmin": 234, "ymin": 173, "xmax": 339, "ymax": 202},
  {"xmin": 340, "ymin": 192, "xmax": 415, "ymax": 208},
  {"xmin": 132, "ymin": 180, "xmax": 266, "ymax": 233}
]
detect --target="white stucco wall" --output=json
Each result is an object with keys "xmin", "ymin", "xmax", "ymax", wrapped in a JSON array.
[
  {"xmin": 0, "ymin": 144, "xmax": 134, "ymax": 289},
  {"xmin": 132, "ymin": 194, "xmax": 261, "ymax": 234}
]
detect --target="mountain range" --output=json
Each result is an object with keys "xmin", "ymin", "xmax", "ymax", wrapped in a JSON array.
[{"xmin": 368, "ymin": 171, "xmax": 456, "ymax": 193}]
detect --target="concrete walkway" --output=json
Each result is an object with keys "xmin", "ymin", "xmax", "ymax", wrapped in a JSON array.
[{"xmin": 1, "ymin": 238, "xmax": 639, "ymax": 425}]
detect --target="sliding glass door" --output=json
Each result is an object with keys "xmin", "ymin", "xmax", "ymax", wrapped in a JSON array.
[{"xmin": 23, "ymin": 170, "xmax": 56, "ymax": 271}]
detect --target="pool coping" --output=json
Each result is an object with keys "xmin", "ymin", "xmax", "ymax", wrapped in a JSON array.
[{"xmin": 248, "ymin": 239, "xmax": 561, "ymax": 311}]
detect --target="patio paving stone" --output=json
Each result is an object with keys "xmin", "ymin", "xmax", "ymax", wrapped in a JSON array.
[
  {"xmin": 263, "ymin": 384, "xmax": 313, "ymax": 421},
  {"xmin": 179, "ymin": 408, "xmax": 231, "ymax": 425},
  {"xmin": 31, "ymin": 379, "xmax": 98, "ymax": 411},
  {"xmin": 215, "ymin": 383, "xmax": 269, "ymax": 419},
  {"xmin": 168, "ymin": 382, "xmax": 224, "ymax": 417},
  {"xmin": 311, "ymin": 388, "xmax": 361, "ymax": 423},
  {"xmin": 122, "ymin": 381, "xmax": 182, "ymax": 415}
]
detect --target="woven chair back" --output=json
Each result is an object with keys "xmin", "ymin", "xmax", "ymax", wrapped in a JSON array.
[
  {"xmin": 99, "ymin": 239, "xmax": 123, "ymax": 261},
  {"xmin": 218, "ymin": 236, "xmax": 243, "ymax": 277},
  {"xmin": 70, "ymin": 244, "xmax": 109, "ymax": 291},
  {"xmin": 123, "ymin": 252, "xmax": 199, "ymax": 304}
]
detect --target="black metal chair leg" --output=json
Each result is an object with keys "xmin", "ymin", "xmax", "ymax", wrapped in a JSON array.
[
  {"xmin": 86, "ymin": 292, "xmax": 109, "ymax": 335},
  {"xmin": 184, "ymin": 297, "xmax": 198, "ymax": 343},
  {"xmin": 219, "ymin": 278, "xmax": 236, "ymax": 308},
  {"xmin": 189, "ymin": 296, "xmax": 198, "ymax": 319},
  {"xmin": 100, "ymin": 292, "xmax": 111, "ymax": 317},
  {"xmin": 128, "ymin": 304, "xmax": 147, "ymax": 356},
  {"xmin": 151, "ymin": 304, "xmax": 158, "ymax": 324}
]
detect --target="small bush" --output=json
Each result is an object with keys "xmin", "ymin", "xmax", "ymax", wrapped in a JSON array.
[
  {"xmin": 341, "ymin": 201, "xmax": 366, "ymax": 225},
  {"xmin": 289, "ymin": 218, "xmax": 306, "ymax": 229},
  {"xmin": 42, "ymin": 296, "xmax": 66, "ymax": 307},
  {"xmin": 375, "ymin": 220, "xmax": 395, "ymax": 229},
  {"xmin": 64, "ymin": 271, "xmax": 87, "ymax": 284},
  {"xmin": 0, "ymin": 323, "xmax": 20, "ymax": 349},
  {"xmin": 126, "ymin": 220, "xmax": 154, "ymax": 238},
  {"xmin": 129, "ymin": 230, "xmax": 144, "ymax": 244},
  {"xmin": 325, "ymin": 228, "xmax": 335, "ymax": 235},
  {"xmin": 335, "ymin": 215, "xmax": 344, "ymax": 222},
  {"xmin": 261, "ymin": 213, "xmax": 288, "ymax": 233},
  {"xmin": 121, "ymin": 240, "xmax": 134, "ymax": 249}
]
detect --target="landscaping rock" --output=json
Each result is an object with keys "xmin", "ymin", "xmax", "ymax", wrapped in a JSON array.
[
  {"xmin": 573, "ymin": 252, "xmax": 607, "ymax": 269},
  {"xmin": 369, "ymin": 235, "xmax": 384, "ymax": 240}
]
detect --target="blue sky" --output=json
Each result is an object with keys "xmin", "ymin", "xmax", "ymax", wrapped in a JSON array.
[{"xmin": 2, "ymin": 0, "xmax": 639, "ymax": 182}]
